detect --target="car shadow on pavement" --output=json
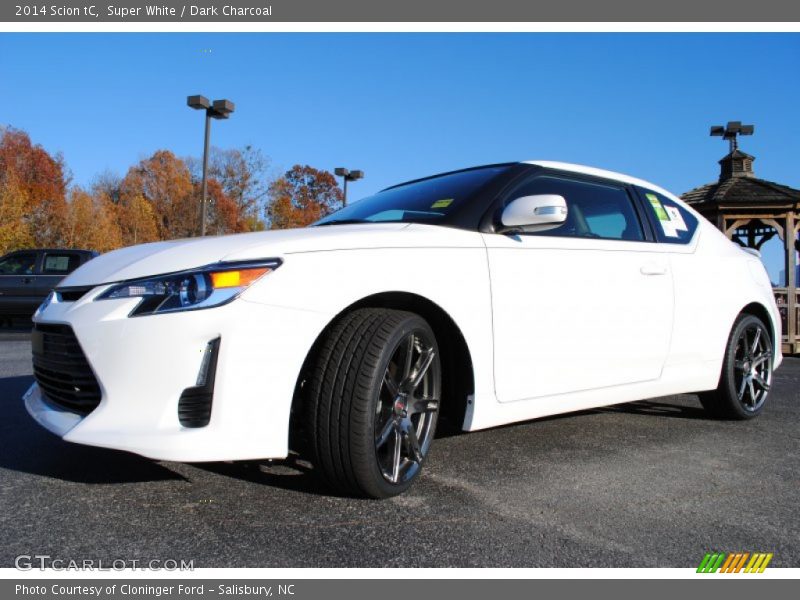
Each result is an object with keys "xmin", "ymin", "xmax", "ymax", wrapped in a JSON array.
[
  {"xmin": 0, "ymin": 375, "xmax": 187, "ymax": 484},
  {"xmin": 194, "ymin": 457, "xmax": 354, "ymax": 498},
  {"xmin": 590, "ymin": 398, "xmax": 707, "ymax": 420}
]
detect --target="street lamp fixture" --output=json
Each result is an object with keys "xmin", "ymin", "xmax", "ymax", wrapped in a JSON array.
[
  {"xmin": 187, "ymin": 94, "xmax": 235, "ymax": 236},
  {"xmin": 710, "ymin": 121, "xmax": 754, "ymax": 153},
  {"xmin": 335, "ymin": 167, "xmax": 364, "ymax": 206}
]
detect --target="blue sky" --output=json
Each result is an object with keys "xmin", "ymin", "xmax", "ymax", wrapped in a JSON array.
[
  {"xmin": 1, "ymin": 33, "xmax": 799, "ymax": 278},
  {"xmin": 2, "ymin": 33, "xmax": 799, "ymax": 195}
]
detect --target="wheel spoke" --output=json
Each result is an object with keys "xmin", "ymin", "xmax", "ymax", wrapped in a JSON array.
[
  {"xmin": 404, "ymin": 420, "xmax": 424, "ymax": 463},
  {"xmin": 747, "ymin": 379, "xmax": 756, "ymax": 406},
  {"xmin": 738, "ymin": 377, "xmax": 748, "ymax": 401},
  {"xmin": 753, "ymin": 352, "xmax": 772, "ymax": 367},
  {"xmin": 750, "ymin": 328, "xmax": 762, "ymax": 355},
  {"xmin": 382, "ymin": 369, "xmax": 400, "ymax": 398},
  {"xmin": 734, "ymin": 360, "xmax": 747, "ymax": 371},
  {"xmin": 753, "ymin": 374, "xmax": 770, "ymax": 391},
  {"xmin": 402, "ymin": 334, "xmax": 416, "ymax": 379},
  {"xmin": 408, "ymin": 349, "xmax": 436, "ymax": 390},
  {"xmin": 391, "ymin": 428, "xmax": 402, "ymax": 483},
  {"xmin": 376, "ymin": 418, "xmax": 396, "ymax": 449}
]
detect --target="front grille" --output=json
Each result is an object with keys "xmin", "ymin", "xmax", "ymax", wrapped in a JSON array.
[{"xmin": 32, "ymin": 323, "xmax": 101, "ymax": 414}]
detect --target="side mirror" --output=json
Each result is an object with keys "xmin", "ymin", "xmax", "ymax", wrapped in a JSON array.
[{"xmin": 499, "ymin": 194, "xmax": 568, "ymax": 232}]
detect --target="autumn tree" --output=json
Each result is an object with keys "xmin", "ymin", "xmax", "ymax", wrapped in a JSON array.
[
  {"xmin": 203, "ymin": 178, "xmax": 239, "ymax": 235},
  {"xmin": 266, "ymin": 165, "xmax": 343, "ymax": 229},
  {"xmin": 0, "ymin": 127, "xmax": 68, "ymax": 247},
  {"xmin": 64, "ymin": 187, "xmax": 123, "ymax": 252},
  {"xmin": 186, "ymin": 145, "xmax": 271, "ymax": 232},
  {"xmin": 64, "ymin": 188, "xmax": 95, "ymax": 249},
  {"xmin": 120, "ymin": 150, "xmax": 197, "ymax": 239},
  {"xmin": 91, "ymin": 170, "xmax": 123, "ymax": 205},
  {"xmin": 0, "ymin": 171, "xmax": 34, "ymax": 254},
  {"xmin": 118, "ymin": 193, "xmax": 160, "ymax": 247}
]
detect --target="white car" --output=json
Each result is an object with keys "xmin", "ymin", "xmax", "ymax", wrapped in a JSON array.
[{"xmin": 25, "ymin": 161, "xmax": 782, "ymax": 498}]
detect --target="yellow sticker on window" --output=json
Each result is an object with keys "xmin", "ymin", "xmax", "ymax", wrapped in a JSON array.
[
  {"xmin": 646, "ymin": 193, "xmax": 670, "ymax": 222},
  {"xmin": 431, "ymin": 198, "xmax": 454, "ymax": 209}
]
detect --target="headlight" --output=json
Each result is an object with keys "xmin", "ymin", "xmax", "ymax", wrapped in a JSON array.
[{"xmin": 97, "ymin": 259, "xmax": 281, "ymax": 316}]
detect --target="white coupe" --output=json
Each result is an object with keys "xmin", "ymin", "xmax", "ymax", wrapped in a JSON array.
[{"xmin": 25, "ymin": 161, "xmax": 782, "ymax": 497}]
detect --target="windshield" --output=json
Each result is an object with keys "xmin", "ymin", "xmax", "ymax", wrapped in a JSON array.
[{"xmin": 314, "ymin": 166, "xmax": 510, "ymax": 226}]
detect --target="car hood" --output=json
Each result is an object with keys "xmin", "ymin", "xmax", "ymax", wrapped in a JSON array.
[{"xmin": 59, "ymin": 223, "xmax": 481, "ymax": 286}]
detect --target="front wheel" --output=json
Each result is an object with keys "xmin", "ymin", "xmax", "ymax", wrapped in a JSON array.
[
  {"xmin": 302, "ymin": 308, "xmax": 441, "ymax": 498},
  {"xmin": 699, "ymin": 313, "xmax": 774, "ymax": 420}
]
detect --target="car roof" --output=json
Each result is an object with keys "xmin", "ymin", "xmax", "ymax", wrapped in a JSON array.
[
  {"xmin": 524, "ymin": 161, "xmax": 682, "ymax": 203},
  {"xmin": 10, "ymin": 248, "xmax": 93, "ymax": 253}
]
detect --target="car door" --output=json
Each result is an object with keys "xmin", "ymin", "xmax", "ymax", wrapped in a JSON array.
[
  {"xmin": 483, "ymin": 173, "xmax": 674, "ymax": 403},
  {"xmin": 0, "ymin": 251, "xmax": 41, "ymax": 315}
]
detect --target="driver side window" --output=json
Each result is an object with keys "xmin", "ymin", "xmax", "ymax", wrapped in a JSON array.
[
  {"xmin": 0, "ymin": 253, "xmax": 37, "ymax": 275},
  {"xmin": 509, "ymin": 175, "xmax": 644, "ymax": 242}
]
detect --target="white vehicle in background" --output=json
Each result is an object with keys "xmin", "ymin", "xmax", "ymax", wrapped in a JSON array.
[{"xmin": 25, "ymin": 161, "xmax": 782, "ymax": 498}]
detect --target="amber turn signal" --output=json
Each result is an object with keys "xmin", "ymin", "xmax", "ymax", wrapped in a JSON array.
[{"xmin": 210, "ymin": 267, "xmax": 270, "ymax": 289}]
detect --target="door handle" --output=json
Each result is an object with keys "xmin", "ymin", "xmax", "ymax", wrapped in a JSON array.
[
  {"xmin": 22, "ymin": 277, "xmax": 33, "ymax": 284},
  {"xmin": 640, "ymin": 263, "xmax": 667, "ymax": 276}
]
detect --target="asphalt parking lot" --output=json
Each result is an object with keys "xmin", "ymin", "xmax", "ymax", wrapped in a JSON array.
[{"xmin": 1, "ymin": 325, "xmax": 798, "ymax": 568}]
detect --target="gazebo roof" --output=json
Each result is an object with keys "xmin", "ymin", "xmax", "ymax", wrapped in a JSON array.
[
  {"xmin": 682, "ymin": 149, "xmax": 800, "ymax": 209},
  {"xmin": 683, "ymin": 176, "xmax": 800, "ymax": 208}
]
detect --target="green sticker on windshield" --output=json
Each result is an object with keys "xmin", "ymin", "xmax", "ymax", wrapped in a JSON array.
[
  {"xmin": 431, "ymin": 198, "xmax": 454, "ymax": 209},
  {"xmin": 646, "ymin": 193, "xmax": 669, "ymax": 221}
]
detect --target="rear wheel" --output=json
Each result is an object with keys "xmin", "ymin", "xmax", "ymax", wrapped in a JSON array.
[
  {"xmin": 700, "ymin": 313, "xmax": 773, "ymax": 420},
  {"xmin": 302, "ymin": 308, "xmax": 441, "ymax": 498}
]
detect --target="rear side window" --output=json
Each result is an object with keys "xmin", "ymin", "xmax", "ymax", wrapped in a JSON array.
[
  {"xmin": 639, "ymin": 189, "xmax": 698, "ymax": 244},
  {"xmin": 506, "ymin": 175, "xmax": 645, "ymax": 241},
  {"xmin": 42, "ymin": 253, "xmax": 82, "ymax": 274}
]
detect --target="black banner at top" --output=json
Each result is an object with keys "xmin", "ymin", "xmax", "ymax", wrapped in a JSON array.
[{"xmin": 3, "ymin": 0, "xmax": 800, "ymax": 22}]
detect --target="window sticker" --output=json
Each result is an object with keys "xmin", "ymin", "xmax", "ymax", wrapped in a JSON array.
[
  {"xmin": 646, "ymin": 193, "xmax": 679, "ymax": 237},
  {"xmin": 431, "ymin": 198, "xmax": 454, "ymax": 209},
  {"xmin": 664, "ymin": 205, "xmax": 688, "ymax": 231},
  {"xmin": 646, "ymin": 194, "xmax": 669, "ymax": 221},
  {"xmin": 661, "ymin": 220, "xmax": 679, "ymax": 238}
]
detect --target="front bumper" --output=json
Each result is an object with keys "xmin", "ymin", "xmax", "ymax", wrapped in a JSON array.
[{"xmin": 25, "ymin": 286, "xmax": 330, "ymax": 462}]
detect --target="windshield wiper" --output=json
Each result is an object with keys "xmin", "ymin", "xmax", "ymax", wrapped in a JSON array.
[{"xmin": 314, "ymin": 218, "xmax": 372, "ymax": 227}]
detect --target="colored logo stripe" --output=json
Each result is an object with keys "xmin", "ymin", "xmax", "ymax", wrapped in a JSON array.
[{"xmin": 697, "ymin": 552, "xmax": 773, "ymax": 573}]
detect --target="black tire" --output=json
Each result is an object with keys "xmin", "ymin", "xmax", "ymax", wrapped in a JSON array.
[
  {"xmin": 302, "ymin": 308, "xmax": 441, "ymax": 498},
  {"xmin": 699, "ymin": 313, "xmax": 774, "ymax": 420}
]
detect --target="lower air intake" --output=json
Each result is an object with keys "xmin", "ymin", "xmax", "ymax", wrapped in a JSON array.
[{"xmin": 178, "ymin": 337, "xmax": 220, "ymax": 428}]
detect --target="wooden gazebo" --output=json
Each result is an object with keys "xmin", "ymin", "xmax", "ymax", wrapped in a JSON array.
[{"xmin": 682, "ymin": 122, "xmax": 800, "ymax": 354}]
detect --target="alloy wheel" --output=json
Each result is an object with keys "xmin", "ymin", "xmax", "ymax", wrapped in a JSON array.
[
  {"xmin": 733, "ymin": 322, "xmax": 773, "ymax": 413},
  {"xmin": 374, "ymin": 330, "xmax": 440, "ymax": 484}
]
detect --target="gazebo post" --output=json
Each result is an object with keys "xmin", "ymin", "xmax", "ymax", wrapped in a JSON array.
[{"xmin": 787, "ymin": 212, "xmax": 797, "ymax": 350}]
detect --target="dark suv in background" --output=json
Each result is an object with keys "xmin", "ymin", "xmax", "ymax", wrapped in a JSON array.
[{"xmin": 0, "ymin": 249, "xmax": 97, "ymax": 323}]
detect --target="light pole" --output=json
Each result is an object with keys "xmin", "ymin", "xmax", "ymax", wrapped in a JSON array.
[
  {"xmin": 187, "ymin": 95, "xmax": 235, "ymax": 236},
  {"xmin": 334, "ymin": 167, "xmax": 364, "ymax": 206}
]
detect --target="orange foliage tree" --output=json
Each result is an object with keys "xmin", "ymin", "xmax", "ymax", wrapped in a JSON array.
[
  {"xmin": 121, "ymin": 150, "xmax": 197, "ymax": 239},
  {"xmin": 0, "ymin": 170, "xmax": 35, "ymax": 254},
  {"xmin": 0, "ymin": 126, "xmax": 274, "ymax": 255},
  {"xmin": 0, "ymin": 127, "xmax": 68, "ymax": 247},
  {"xmin": 266, "ymin": 165, "xmax": 343, "ymax": 229},
  {"xmin": 65, "ymin": 188, "xmax": 123, "ymax": 252}
]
